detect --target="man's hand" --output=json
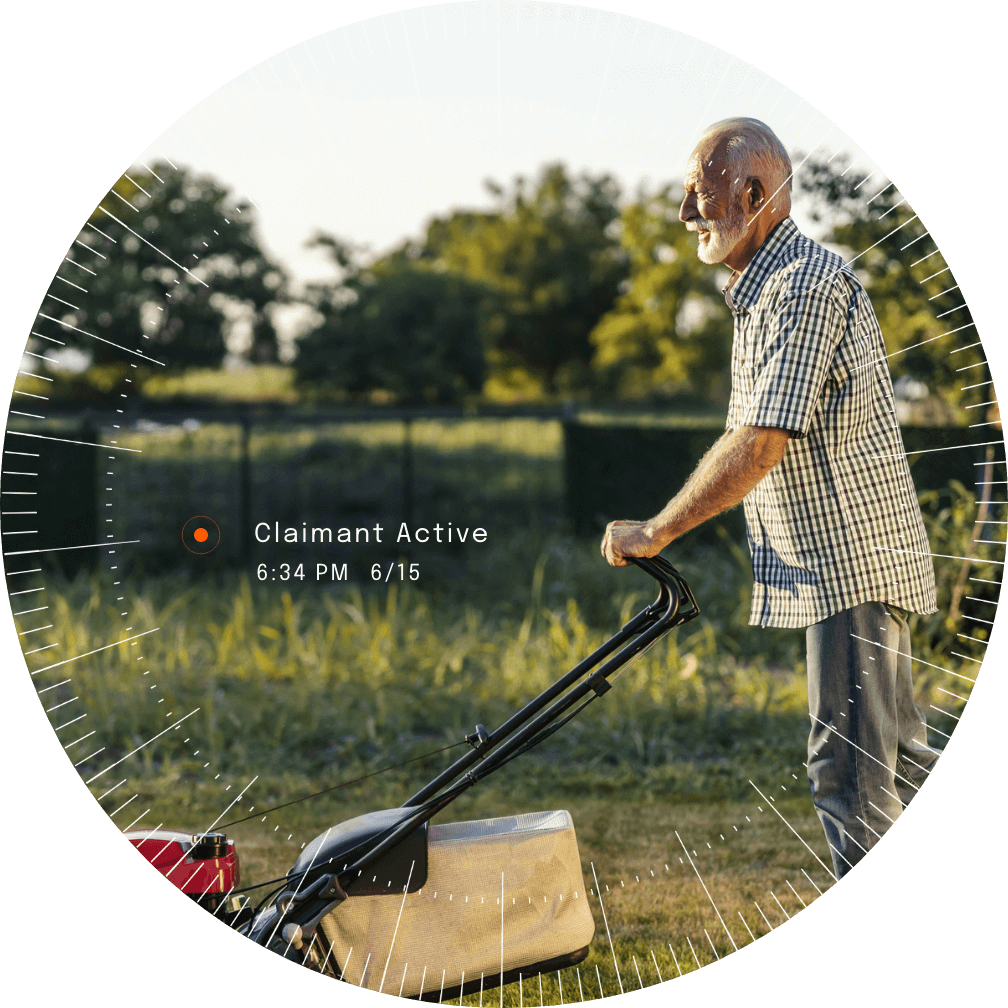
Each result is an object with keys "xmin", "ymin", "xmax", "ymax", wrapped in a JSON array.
[{"xmin": 600, "ymin": 520, "xmax": 664, "ymax": 567}]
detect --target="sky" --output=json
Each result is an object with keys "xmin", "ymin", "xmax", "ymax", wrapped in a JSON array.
[{"xmin": 140, "ymin": 3, "xmax": 873, "ymax": 306}]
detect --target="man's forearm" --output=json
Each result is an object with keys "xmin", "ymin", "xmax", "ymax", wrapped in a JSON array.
[{"xmin": 644, "ymin": 426, "xmax": 790, "ymax": 547}]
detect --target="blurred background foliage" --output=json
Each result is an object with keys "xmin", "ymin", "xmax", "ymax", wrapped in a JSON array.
[
  {"xmin": 36, "ymin": 165, "xmax": 286, "ymax": 389},
  {"xmin": 26, "ymin": 156, "xmax": 983, "ymax": 419},
  {"xmin": 14, "ymin": 153, "xmax": 999, "ymax": 860},
  {"xmin": 797, "ymin": 155, "xmax": 983, "ymax": 419},
  {"xmin": 295, "ymin": 238, "xmax": 492, "ymax": 406}
]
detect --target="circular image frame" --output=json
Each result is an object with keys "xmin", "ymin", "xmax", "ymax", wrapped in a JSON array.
[{"xmin": 13, "ymin": 11, "xmax": 991, "ymax": 995}]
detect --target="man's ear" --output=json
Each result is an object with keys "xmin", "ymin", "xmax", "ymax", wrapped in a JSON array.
[{"xmin": 747, "ymin": 178, "xmax": 765, "ymax": 213}]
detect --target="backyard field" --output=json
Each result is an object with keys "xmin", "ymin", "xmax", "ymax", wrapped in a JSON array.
[{"xmin": 17, "ymin": 415, "xmax": 995, "ymax": 999}]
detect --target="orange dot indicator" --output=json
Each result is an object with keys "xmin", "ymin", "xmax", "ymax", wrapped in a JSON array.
[{"xmin": 182, "ymin": 515, "xmax": 219, "ymax": 553}]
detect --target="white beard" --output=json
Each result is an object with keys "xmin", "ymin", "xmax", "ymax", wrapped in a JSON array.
[{"xmin": 693, "ymin": 204, "xmax": 749, "ymax": 265}]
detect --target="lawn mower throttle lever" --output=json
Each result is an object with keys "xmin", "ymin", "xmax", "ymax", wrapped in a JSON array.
[{"xmin": 465, "ymin": 723, "xmax": 490, "ymax": 752}]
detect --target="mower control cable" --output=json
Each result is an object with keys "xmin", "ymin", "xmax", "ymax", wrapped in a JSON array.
[
  {"xmin": 227, "ymin": 697, "xmax": 619, "ymax": 905},
  {"xmin": 217, "ymin": 739, "xmax": 467, "ymax": 830}
]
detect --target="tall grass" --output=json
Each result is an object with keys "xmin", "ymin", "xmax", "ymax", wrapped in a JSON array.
[
  {"xmin": 14, "ymin": 412, "xmax": 996, "ymax": 1001},
  {"xmin": 17, "ymin": 413, "xmax": 991, "ymax": 814},
  {"xmin": 911, "ymin": 479, "xmax": 1003, "ymax": 686},
  {"xmin": 20, "ymin": 453, "xmax": 995, "ymax": 811}
]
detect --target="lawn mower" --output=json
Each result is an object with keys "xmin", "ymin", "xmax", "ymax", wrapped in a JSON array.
[{"xmin": 126, "ymin": 555, "xmax": 698, "ymax": 998}]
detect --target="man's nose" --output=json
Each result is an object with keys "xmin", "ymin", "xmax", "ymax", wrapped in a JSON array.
[{"xmin": 679, "ymin": 191, "xmax": 696, "ymax": 223}]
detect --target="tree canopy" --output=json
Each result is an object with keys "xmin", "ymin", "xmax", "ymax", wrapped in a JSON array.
[
  {"xmin": 294, "ymin": 237, "xmax": 491, "ymax": 406},
  {"xmin": 293, "ymin": 167, "xmax": 769, "ymax": 406},
  {"xmin": 297, "ymin": 165, "xmax": 641, "ymax": 404},
  {"xmin": 35, "ymin": 163, "xmax": 286, "ymax": 375},
  {"xmin": 590, "ymin": 185, "xmax": 733, "ymax": 401},
  {"xmin": 38, "ymin": 156, "xmax": 977, "ymax": 414},
  {"xmin": 798, "ymin": 157, "xmax": 982, "ymax": 414},
  {"xmin": 417, "ymin": 164, "xmax": 629, "ymax": 398}
]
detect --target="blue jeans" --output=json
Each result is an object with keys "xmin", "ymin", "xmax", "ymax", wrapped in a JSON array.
[{"xmin": 805, "ymin": 602, "xmax": 940, "ymax": 878}]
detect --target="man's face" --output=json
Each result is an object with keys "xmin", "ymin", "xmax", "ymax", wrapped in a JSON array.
[{"xmin": 679, "ymin": 137, "xmax": 749, "ymax": 266}]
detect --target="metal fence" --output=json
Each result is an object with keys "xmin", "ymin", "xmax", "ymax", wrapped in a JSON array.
[
  {"xmin": 6, "ymin": 408, "xmax": 996, "ymax": 577},
  {"xmin": 5, "ymin": 409, "xmax": 566, "ymax": 575}
]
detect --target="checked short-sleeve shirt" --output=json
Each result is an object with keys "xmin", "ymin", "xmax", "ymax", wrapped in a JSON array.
[{"xmin": 725, "ymin": 217, "xmax": 937, "ymax": 628}]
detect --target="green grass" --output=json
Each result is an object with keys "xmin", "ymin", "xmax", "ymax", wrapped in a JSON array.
[
  {"xmin": 28, "ymin": 538, "xmax": 813, "ymax": 785},
  {"xmin": 574, "ymin": 408, "xmax": 727, "ymax": 429},
  {"xmin": 14, "ymin": 410, "xmax": 998, "ymax": 998},
  {"xmin": 21, "ymin": 523, "xmax": 984, "ymax": 1000},
  {"xmin": 142, "ymin": 364, "xmax": 299, "ymax": 404}
]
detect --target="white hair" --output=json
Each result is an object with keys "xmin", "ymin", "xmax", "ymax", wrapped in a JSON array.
[{"xmin": 702, "ymin": 117, "xmax": 792, "ymax": 209}]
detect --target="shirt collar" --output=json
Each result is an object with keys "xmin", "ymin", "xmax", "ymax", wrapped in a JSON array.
[{"xmin": 721, "ymin": 216, "xmax": 799, "ymax": 314}]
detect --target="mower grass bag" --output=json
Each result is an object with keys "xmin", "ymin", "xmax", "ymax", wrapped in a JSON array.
[{"xmin": 319, "ymin": 810, "xmax": 595, "ymax": 998}]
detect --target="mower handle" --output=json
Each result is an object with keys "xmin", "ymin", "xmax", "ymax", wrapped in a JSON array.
[
  {"xmin": 253, "ymin": 554, "xmax": 700, "ymax": 953},
  {"xmin": 627, "ymin": 554, "xmax": 700, "ymax": 626},
  {"xmin": 398, "ymin": 552, "xmax": 698, "ymax": 809}
]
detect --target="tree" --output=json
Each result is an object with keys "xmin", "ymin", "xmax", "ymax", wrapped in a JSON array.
[
  {"xmin": 34, "ymin": 163, "xmax": 286, "ymax": 374},
  {"xmin": 797, "ymin": 157, "xmax": 982, "ymax": 413},
  {"xmin": 589, "ymin": 185, "xmax": 734, "ymax": 401},
  {"xmin": 417, "ymin": 164, "xmax": 628, "ymax": 398},
  {"xmin": 294, "ymin": 237, "xmax": 490, "ymax": 406}
]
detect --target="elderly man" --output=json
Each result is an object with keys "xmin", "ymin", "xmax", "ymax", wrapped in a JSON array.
[{"xmin": 600, "ymin": 118, "xmax": 940, "ymax": 879}]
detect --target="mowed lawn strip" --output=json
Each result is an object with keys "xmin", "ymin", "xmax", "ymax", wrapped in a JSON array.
[{"xmin": 122, "ymin": 778, "xmax": 837, "ymax": 1002}]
